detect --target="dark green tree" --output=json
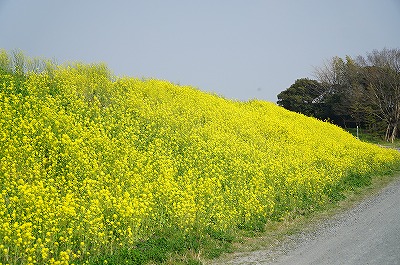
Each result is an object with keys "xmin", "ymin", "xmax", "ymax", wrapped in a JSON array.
[{"xmin": 277, "ymin": 78, "xmax": 324, "ymax": 117}]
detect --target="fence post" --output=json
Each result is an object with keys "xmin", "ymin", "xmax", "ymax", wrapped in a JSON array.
[{"xmin": 356, "ymin": 125, "xmax": 359, "ymax": 139}]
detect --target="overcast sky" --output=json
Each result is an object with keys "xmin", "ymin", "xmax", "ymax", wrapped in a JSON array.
[{"xmin": 1, "ymin": 1, "xmax": 399, "ymax": 102}]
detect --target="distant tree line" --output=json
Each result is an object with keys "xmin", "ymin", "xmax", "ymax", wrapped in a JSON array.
[{"xmin": 277, "ymin": 48, "xmax": 400, "ymax": 142}]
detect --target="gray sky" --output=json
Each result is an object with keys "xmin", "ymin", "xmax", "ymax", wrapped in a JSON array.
[{"xmin": 1, "ymin": 1, "xmax": 399, "ymax": 102}]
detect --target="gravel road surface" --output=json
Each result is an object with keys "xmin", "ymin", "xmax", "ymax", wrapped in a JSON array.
[{"xmin": 213, "ymin": 177, "xmax": 400, "ymax": 265}]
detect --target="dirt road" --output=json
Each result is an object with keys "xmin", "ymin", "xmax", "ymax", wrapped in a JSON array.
[{"xmin": 213, "ymin": 177, "xmax": 400, "ymax": 265}]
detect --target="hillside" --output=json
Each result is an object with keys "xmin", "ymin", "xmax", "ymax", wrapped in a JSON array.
[{"xmin": 1, "ymin": 57, "xmax": 399, "ymax": 264}]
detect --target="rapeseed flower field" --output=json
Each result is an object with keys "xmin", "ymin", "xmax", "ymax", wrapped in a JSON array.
[{"xmin": 0, "ymin": 51, "xmax": 399, "ymax": 264}]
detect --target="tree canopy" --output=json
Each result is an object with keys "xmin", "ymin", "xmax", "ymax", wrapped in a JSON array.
[
  {"xmin": 277, "ymin": 48, "xmax": 400, "ymax": 142},
  {"xmin": 277, "ymin": 78, "xmax": 323, "ymax": 117}
]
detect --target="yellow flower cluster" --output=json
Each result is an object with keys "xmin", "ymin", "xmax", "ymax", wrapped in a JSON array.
[{"xmin": 0, "ymin": 61, "xmax": 399, "ymax": 264}]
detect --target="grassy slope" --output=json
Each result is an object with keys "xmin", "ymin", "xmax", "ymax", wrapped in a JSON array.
[
  {"xmin": 346, "ymin": 127, "xmax": 400, "ymax": 149},
  {"xmin": 0, "ymin": 62, "xmax": 399, "ymax": 264}
]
